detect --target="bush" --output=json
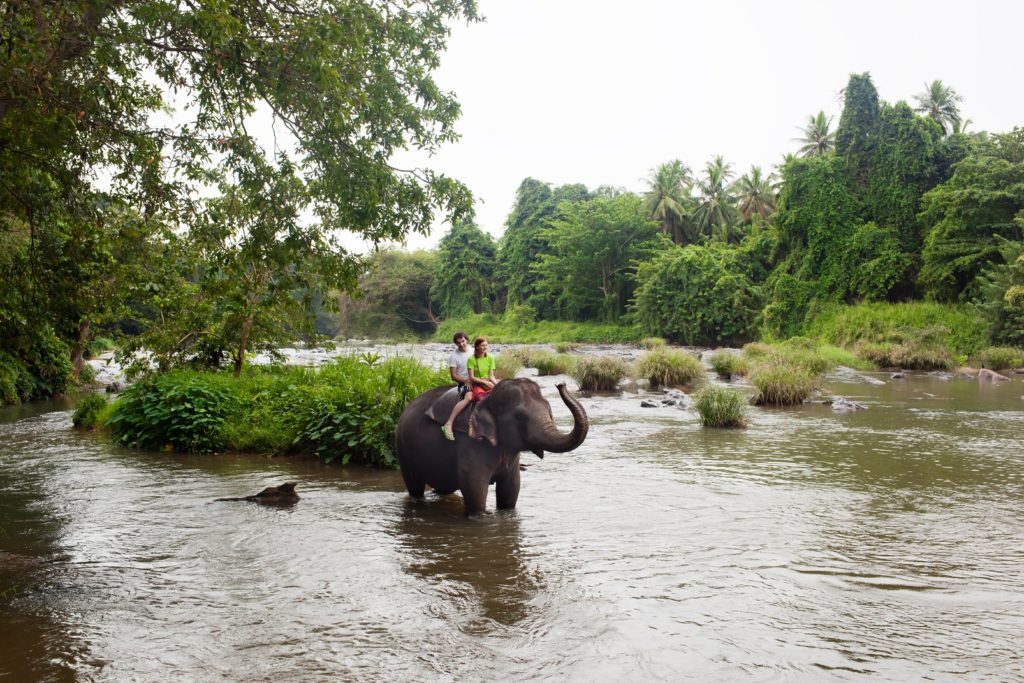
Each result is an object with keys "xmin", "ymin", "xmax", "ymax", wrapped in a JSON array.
[
  {"xmin": 973, "ymin": 346, "xmax": 1024, "ymax": 370},
  {"xmin": 531, "ymin": 352, "xmax": 576, "ymax": 376},
  {"xmin": 572, "ymin": 356, "xmax": 628, "ymax": 391},
  {"xmin": 708, "ymin": 350, "xmax": 749, "ymax": 379},
  {"xmin": 434, "ymin": 313, "xmax": 642, "ymax": 344},
  {"xmin": 87, "ymin": 336, "xmax": 118, "ymax": 358},
  {"xmin": 749, "ymin": 364, "xmax": 817, "ymax": 406},
  {"xmin": 852, "ymin": 327, "xmax": 956, "ymax": 370},
  {"xmin": 105, "ymin": 356, "xmax": 447, "ymax": 467},
  {"xmin": 693, "ymin": 385, "xmax": 748, "ymax": 427},
  {"xmin": 636, "ymin": 348, "xmax": 706, "ymax": 388},
  {"xmin": 639, "ymin": 337, "xmax": 666, "ymax": 349},
  {"xmin": 72, "ymin": 393, "xmax": 109, "ymax": 430}
]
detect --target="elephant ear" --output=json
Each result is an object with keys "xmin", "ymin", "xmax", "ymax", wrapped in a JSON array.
[{"xmin": 468, "ymin": 403, "xmax": 498, "ymax": 447}]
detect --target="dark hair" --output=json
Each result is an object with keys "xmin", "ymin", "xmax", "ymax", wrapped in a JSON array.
[
  {"xmin": 453, "ymin": 331, "xmax": 468, "ymax": 343},
  {"xmin": 473, "ymin": 336, "xmax": 488, "ymax": 356}
]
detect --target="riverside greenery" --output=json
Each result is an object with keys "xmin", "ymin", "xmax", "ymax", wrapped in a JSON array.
[{"xmin": 103, "ymin": 357, "xmax": 447, "ymax": 466}]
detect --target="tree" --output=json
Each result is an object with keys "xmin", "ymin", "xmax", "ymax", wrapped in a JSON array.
[
  {"xmin": 797, "ymin": 112, "xmax": 836, "ymax": 157},
  {"xmin": 734, "ymin": 166, "xmax": 777, "ymax": 223},
  {"xmin": 534, "ymin": 193, "xmax": 665, "ymax": 321},
  {"xmin": 692, "ymin": 156, "xmax": 740, "ymax": 242},
  {"xmin": 919, "ymin": 129, "xmax": 1024, "ymax": 300},
  {"xmin": 1, "ymin": 0, "xmax": 478, "ymax": 386},
  {"xmin": 431, "ymin": 220, "xmax": 497, "ymax": 318},
  {"xmin": 914, "ymin": 80, "xmax": 964, "ymax": 136},
  {"xmin": 835, "ymin": 73, "xmax": 881, "ymax": 191},
  {"xmin": 642, "ymin": 160, "xmax": 694, "ymax": 244},
  {"xmin": 331, "ymin": 250, "xmax": 439, "ymax": 339}
]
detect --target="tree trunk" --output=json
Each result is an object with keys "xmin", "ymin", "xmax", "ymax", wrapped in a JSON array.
[
  {"xmin": 70, "ymin": 318, "xmax": 90, "ymax": 380},
  {"xmin": 234, "ymin": 313, "xmax": 254, "ymax": 378}
]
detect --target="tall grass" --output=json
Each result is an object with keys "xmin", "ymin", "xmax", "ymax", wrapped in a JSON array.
[
  {"xmin": 748, "ymin": 364, "xmax": 817, "ymax": 406},
  {"xmin": 572, "ymin": 356, "xmax": 628, "ymax": 391},
  {"xmin": 708, "ymin": 350, "xmax": 750, "ymax": 379},
  {"xmin": 693, "ymin": 385, "xmax": 748, "ymax": 427},
  {"xmin": 493, "ymin": 352, "xmax": 523, "ymax": 380},
  {"xmin": 635, "ymin": 348, "xmax": 706, "ymax": 388},
  {"xmin": 105, "ymin": 356, "xmax": 447, "ymax": 467},
  {"xmin": 531, "ymin": 352, "xmax": 576, "ymax": 376},
  {"xmin": 972, "ymin": 346, "xmax": 1024, "ymax": 370}
]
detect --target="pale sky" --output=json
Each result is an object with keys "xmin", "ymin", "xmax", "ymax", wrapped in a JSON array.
[{"xmin": 384, "ymin": 0, "xmax": 1023, "ymax": 252}]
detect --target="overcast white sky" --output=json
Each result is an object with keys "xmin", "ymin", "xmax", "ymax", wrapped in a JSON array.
[{"xmin": 387, "ymin": 0, "xmax": 1023, "ymax": 251}]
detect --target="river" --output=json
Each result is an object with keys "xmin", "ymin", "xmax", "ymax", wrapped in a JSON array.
[{"xmin": 2, "ymin": 350, "xmax": 1023, "ymax": 681}]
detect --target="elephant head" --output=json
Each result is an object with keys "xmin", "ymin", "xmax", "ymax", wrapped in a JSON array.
[{"xmin": 469, "ymin": 379, "xmax": 589, "ymax": 458}]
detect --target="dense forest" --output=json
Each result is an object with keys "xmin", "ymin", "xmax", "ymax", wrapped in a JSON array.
[{"xmin": 2, "ymin": 2, "xmax": 1022, "ymax": 407}]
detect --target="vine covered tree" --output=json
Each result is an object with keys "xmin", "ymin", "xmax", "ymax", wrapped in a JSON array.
[{"xmin": 432, "ymin": 220, "xmax": 498, "ymax": 318}]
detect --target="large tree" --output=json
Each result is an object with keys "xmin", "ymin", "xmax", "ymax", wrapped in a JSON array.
[
  {"xmin": 692, "ymin": 156, "xmax": 740, "ymax": 243},
  {"xmin": 431, "ymin": 220, "xmax": 497, "ymax": 318},
  {"xmin": 734, "ymin": 166, "xmax": 777, "ymax": 224},
  {"xmin": 1, "ymin": 0, "xmax": 477, "ymax": 384}
]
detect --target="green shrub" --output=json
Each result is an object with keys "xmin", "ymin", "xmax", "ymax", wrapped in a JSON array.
[
  {"xmin": 708, "ymin": 350, "xmax": 749, "ymax": 379},
  {"xmin": 852, "ymin": 327, "xmax": 956, "ymax": 370},
  {"xmin": 77, "ymin": 362, "xmax": 97, "ymax": 385},
  {"xmin": 531, "ymin": 352, "xmax": 576, "ymax": 376},
  {"xmin": 639, "ymin": 337, "xmax": 666, "ymax": 349},
  {"xmin": 693, "ymin": 385, "xmax": 748, "ymax": 427},
  {"xmin": 749, "ymin": 364, "xmax": 817, "ymax": 406},
  {"xmin": 87, "ymin": 336, "xmax": 118, "ymax": 357},
  {"xmin": 0, "ymin": 350, "xmax": 34, "ymax": 406},
  {"xmin": 636, "ymin": 348, "xmax": 706, "ymax": 388},
  {"xmin": 572, "ymin": 356, "xmax": 628, "ymax": 391},
  {"xmin": 72, "ymin": 393, "xmax": 109, "ymax": 430},
  {"xmin": 741, "ymin": 342, "xmax": 773, "ymax": 360},
  {"xmin": 434, "ymin": 313, "xmax": 642, "ymax": 344},
  {"xmin": 973, "ymin": 346, "xmax": 1024, "ymax": 370}
]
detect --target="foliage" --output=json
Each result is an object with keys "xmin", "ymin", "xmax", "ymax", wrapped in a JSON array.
[
  {"xmin": 805, "ymin": 302, "xmax": 989, "ymax": 356},
  {"xmin": 835, "ymin": 73, "xmax": 881, "ymax": 192},
  {"xmin": 72, "ymin": 393, "xmax": 110, "ymax": 430},
  {"xmin": 554, "ymin": 342, "xmax": 579, "ymax": 353},
  {"xmin": 635, "ymin": 348, "xmax": 706, "ymax": 388},
  {"xmin": 708, "ymin": 351, "xmax": 749, "ymax": 379},
  {"xmin": 734, "ymin": 166, "xmax": 778, "ymax": 224},
  {"xmin": 1, "ymin": 0, "xmax": 478, "ymax": 395},
  {"xmin": 331, "ymin": 250, "xmax": 438, "ymax": 340},
  {"xmin": 920, "ymin": 129, "xmax": 1024, "ymax": 300},
  {"xmin": 534, "ymin": 193, "xmax": 666, "ymax": 321},
  {"xmin": 972, "ymin": 346, "xmax": 1024, "ymax": 370},
  {"xmin": 693, "ymin": 386, "xmax": 748, "ymax": 427},
  {"xmin": 854, "ymin": 334, "xmax": 955, "ymax": 370},
  {"xmin": 492, "ymin": 353, "xmax": 523, "ymax": 380},
  {"xmin": 572, "ymin": 356, "xmax": 628, "ymax": 391},
  {"xmin": 692, "ymin": 156, "xmax": 741, "ymax": 243},
  {"xmin": 748, "ymin": 364, "xmax": 818, "ymax": 406},
  {"xmin": 974, "ymin": 236, "xmax": 1024, "ymax": 346},
  {"xmin": 432, "ymin": 220, "xmax": 497, "ymax": 318},
  {"xmin": 642, "ymin": 160, "xmax": 695, "ymax": 244},
  {"xmin": 105, "ymin": 356, "xmax": 447, "ymax": 466},
  {"xmin": 639, "ymin": 337, "xmax": 667, "ymax": 349},
  {"xmin": 633, "ymin": 243, "xmax": 762, "ymax": 345}
]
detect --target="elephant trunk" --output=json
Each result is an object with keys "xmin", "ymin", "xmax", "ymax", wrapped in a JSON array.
[{"xmin": 528, "ymin": 383, "xmax": 589, "ymax": 453}]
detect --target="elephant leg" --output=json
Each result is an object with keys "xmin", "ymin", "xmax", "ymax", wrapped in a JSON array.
[
  {"xmin": 458, "ymin": 468, "xmax": 491, "ymax": 516},
  {"xmin": 495, "ymin": 466, "xmax": 521, "ymax": 510},
  {"xmin": 399, "ymin": 461, "xmax": 425, "ymax": 499}
]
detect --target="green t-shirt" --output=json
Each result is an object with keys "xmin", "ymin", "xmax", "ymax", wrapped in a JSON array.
[{"xmin": 468, "ymin": 354, "xmax": 495, "ymax": 379}]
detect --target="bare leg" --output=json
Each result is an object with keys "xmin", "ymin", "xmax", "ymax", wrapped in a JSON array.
[{"xmin": 443, "ymin": 394, "xmax": 473, "ymax": 438}]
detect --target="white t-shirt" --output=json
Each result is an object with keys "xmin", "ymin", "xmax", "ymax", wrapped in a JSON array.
[{"xmin": 448, "ymin": 349, "xmax": 470, "ymax": 383}]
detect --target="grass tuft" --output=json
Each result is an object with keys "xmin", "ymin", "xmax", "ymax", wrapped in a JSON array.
[
  {"xmin": 748, "ymin": 364, "xmax": 817, "ymax": 406},
  {"xmin": 972, "ymin": 346, "xmax": 1024, "ymax": 370},
  {"xmin": 636, "ymin": 348, "xmax": 706, "ymax": 388},
  {"xmin": 639, "ymin": 337, "xmax": 667, "ymax": 349},
  {"xmin": 708, "ymin": 350, "xmax": 749, "ymax": 379},
  {"xmin": 531, "ymin": 352, "xmax": 576, "ymax": 376},
  {"xmin": 572, "ymin": 356, "xmax": 628, "ymax": 391},
  {"xmin": 693, "ymin": 385, "xmax": 748, "ymax": 427}
]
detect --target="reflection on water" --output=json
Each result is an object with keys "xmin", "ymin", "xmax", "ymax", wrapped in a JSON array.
[{"xmin": 1, "ymin": 370, "xmax": 1023, "ymax": 681}]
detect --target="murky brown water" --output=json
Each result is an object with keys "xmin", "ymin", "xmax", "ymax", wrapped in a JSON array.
[{"xmin": 2, "ymin": 366, "xmax": 1023, "ymax": 681}]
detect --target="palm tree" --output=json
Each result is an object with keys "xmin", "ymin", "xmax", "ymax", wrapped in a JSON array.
[
  {"xmin": 733, "ymin": 166, "xmax": 778, "ymax": 223},
  {"xmin": 796, "ymin": 111, "xmax": 835, "ymax": 157},
  {"xmin": 642, "ymin": 159, "xmax": 694, "ymax": 244},
  {"xmin": 913, "ymin": 80, "xmax": 964, "ymax": 135},
  {"xmin": 692, "ymin": 156, "xmax": 740, "ymax": 243}
]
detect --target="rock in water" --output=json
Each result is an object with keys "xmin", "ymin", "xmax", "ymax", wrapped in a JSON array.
[
  {"xmin": 978, "ymin": 368, "xmax": 1011, "ymax": 382},
  {"xmin": 830, "ymin": 396, "xmax": 867, "ymax": 412}
]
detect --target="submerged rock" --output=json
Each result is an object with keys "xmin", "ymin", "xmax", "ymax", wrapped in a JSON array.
[
  {"xmin": 640, "ymin": 399, "xmax": 660, "ymax": 408},
  {"xmin": 833, "ymin": 366, "xmax": 886, "ymax": 385},
  {"xmin": 978, "ymin": 368, "xmax": 1011, "ymax": 382},
  {"xmin": 830, "ymin": 396, "xmax": 868, "ymax": 412},
  {"xmin": 890, "ymin": 371, "xmax": 906, "ymax": 379}
]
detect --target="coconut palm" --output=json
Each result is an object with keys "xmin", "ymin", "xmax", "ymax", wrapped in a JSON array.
[
  {"xmin": 692, "ymin": 156, "xmax": 740, "ymax": 243},
  {"xmin": 642, "ymin": 159, "xmax": 694, "ymax": 244},
  {"xmin": 796, "ymin": 111, "xmax": 835, "ymax": 157},
  {"xmin": 733, "ymin": 166, "xmax": 778, "ymax": 223},
  {"xmin": 913, "ymin": 80, "xmax": 964, "ymax": 135}
]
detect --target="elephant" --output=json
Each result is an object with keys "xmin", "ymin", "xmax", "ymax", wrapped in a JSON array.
[{"xmin": 395, "ymin": 379, "xmax": 588, "ymax": 516}]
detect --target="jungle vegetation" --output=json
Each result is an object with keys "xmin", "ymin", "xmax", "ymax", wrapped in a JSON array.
[{"xmin": 2, "ymin": 6, "xmax": 1022, "ymax": 413}]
